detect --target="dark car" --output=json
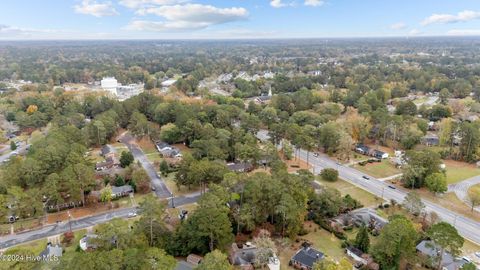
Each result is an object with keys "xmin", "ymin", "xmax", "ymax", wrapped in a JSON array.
[
  {"xmin": 362, "ymin": 176, "xmax": 370, "ymax": 180},
  {"xmin": 388, "ymin": 185, "xmax": 396, "ymax": 189}
]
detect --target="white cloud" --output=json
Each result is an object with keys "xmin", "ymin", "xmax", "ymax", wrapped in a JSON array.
[
  {"xmin": 390, "ymin": 22, "xmax": 406, "ymax": 30},
  {"xmin": 422, "ymin": 10, "xmax": 480, "ymax": 26},
  {"xmin": 304, "ymin": 0, "xmax": 324, "ymax": 7},
  {"xmin": 74, "ymin": 0, "xmax": 118, "ymax": 17},
  {"xmin": 446, "ymin": 29, "xmax": 480, "ymax": 36},
  {"xmin": 118, "ymin": 0, "xmax": 188, "ymax": 9},
  {"xmin": 408, "ymin": 28, "xmax": 421, "ymax": 36},
  {"xmin": 126, "ymin": 4, "xmax": 248, "ymax": 32},
  {"xmin": 270, "ymin": 0, "xmax": 288, "ymax": 8}
]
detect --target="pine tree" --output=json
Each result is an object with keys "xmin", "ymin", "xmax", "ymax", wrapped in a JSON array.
[{"xmin": 354, "ymin": 226, "xmax": 370, "ymax": 253}]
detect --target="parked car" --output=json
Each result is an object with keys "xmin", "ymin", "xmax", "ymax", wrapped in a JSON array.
[
  {"xmin": 127, "ymin": 212, "xmax": 137, "ymax": 218},
  {"xmin": 313, "ymin": 152, "xmax": 319, "ymax": 157},
  {"xmin": 388, "ymin": 185, "xmax": 396, "ymax": 189}
]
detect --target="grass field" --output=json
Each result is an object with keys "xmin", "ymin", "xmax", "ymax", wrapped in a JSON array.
[
  {"xmin": 444, "ymin": 160, "xmax": 480, "ymax": 184},
  {"xmin": 469, "ymin": 184, "xmax": 480, "ymax": 195},
  {"xmin": 163, "ymin": 173, "xmax": 201, "ymax": 197},
  {"xmin": 353, "ymin": 159, "xmax": 401, "ymax": 179},
  {"xmin": 317, "ymin": 178, "xmax": 380, "ymax": 207}
]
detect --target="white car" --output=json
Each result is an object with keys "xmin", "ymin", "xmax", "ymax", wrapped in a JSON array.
[
  {"xmin": 475, "ymin": 251, "xmax": 480, "ymax": 258},
  {"xmin": 127, "ymin": 212, "xmax": 137, "ymax": 218}
]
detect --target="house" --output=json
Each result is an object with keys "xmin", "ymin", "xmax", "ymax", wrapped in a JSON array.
[
  {"xmin": 346, "ymin": 246, "xmax": 368, "ymax": 265},
  {"xmin": 95, "ymin": 157, "xmax": 115, "ymax": 171},
  {"xmin": 331, "ymin": 208, "xmax": 388, "ymax": 234},
  {"xmin": 230, "ymin": 242, "xmax": 257, "ymax": 270},
  {"xmin": 227, "ymin": 162, "xmax": 253, "ymax": 173},
  {"xmin": 351, "ymin": 208, "xmax": 388, "ymax": 232},
  {"xmin": 101, "ymin": 145, "xmax": 112, "ymax": 157},
  {"xmin": 373, "ymin": 150, "xmax": 389, "ymax": 159},
  {"xmin": 155, "ymin": 141, "xmax": 172, "ymax": 152},
  {"xmin": 111, "ymin": 185, "xmax": 133, "ymax": 198},
  {"xmin": 355, "ymin": 144, "xmax": 370, "ymax": 155},
  {"xmin": 161, "ymin": 147, "xmax": 182, "ymax": 158},
  {"xmin": 289, "ymin": 243, "xmax": 324, "ymax": 270},
  {"xmin": 355, "ymin": 144, "xmax": 389, "ymax": 159},
  {"xmin": 79, "ymin": 234, "xmax": 98, "ymax": 251},
  {"xmin": 39, "ymin": 243, "xmax": 63, "ymax": 259},
  {"xmin": 175, "ymin": 254, "xmax": 203, "ymax": 270},
  {"xmin": 422, "ymin": 134, "xmax": 440, "ymax": 146},
  {"xmin": 416, "ymin": 240, "xmax": 468, "ymax": 270},
  {"xmin": 230, "ymin": 242, "xmax": 280, "ymax": 270}
]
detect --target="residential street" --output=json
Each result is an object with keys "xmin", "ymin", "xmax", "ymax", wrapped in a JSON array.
[
  {"xmin": 118, "ymin": 132, "xmax": 172, "ymax": 198},
  {"xmin": 257, "ymin": 130, "xmax": 480, "ymax": 245},
  {"xmin": 0, "ymin": 192, "xmax": 201, "ymax": 250},
  {"xmin": 0, "ymin": 142, "xmax": 29, "ymax": 163}
]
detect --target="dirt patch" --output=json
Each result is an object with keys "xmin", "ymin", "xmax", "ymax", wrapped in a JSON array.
[
  {"xmin": 280, "ymin": 152, "xmax": 312, "ymax": 173},
  {"xmin": 136, "ymin": 136, "xmax": 157, "ymax": 152},
  {"xmin": 46, "ymin": 203, "xmax": 126, "ymax": 224},
  {"xmin": 172, "ymin": 143, "xmax": 191, "ymax": 152}
]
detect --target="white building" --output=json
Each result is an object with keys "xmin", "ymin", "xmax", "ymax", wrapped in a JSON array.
[
  {"xmin": 100, "ymin": 77, "xmax": 144, "ymax": 100},
  {"xmin": 101, "ymin": 77, "xmax": 118, "ymax": 96}
]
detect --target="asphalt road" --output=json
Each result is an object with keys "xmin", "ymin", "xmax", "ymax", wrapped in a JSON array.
[
  {"xmin": 118, "ymin": 133, "xmax": 172, "ymax": 198},
  {"xmin": 257, "ymin": 130, "xmax": 480, "ymax": 245},
  {"xmin": 0, "ymin": 193, "xmax": 202, "ymax": 249}
]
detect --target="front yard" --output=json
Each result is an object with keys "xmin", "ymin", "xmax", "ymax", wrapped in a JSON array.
[
  {"xmin": 317, "ymin": 178, "xmax": 380, "ymax": 207},
  {"xmin": 353, "ymin": 159, "xmax": 402, "ymax": 179},
  {"xmin": 444, "ymin": 160, "xmax": 480, "ymax": 184}
]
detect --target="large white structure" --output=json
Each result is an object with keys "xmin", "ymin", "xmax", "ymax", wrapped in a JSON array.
[
  {"xmin": 101, "ymin": 77, "xmax": 118, "ymax": 96},
  {"xmin": 100, "ymin": 77, "xmax": 144, "ymax": 100}
]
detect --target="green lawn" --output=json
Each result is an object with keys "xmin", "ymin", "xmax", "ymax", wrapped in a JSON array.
[
  {"xmin": 445, "ymin": 161, "xmax": 480, "ymax": 184},
  {"xmin": 145, "ymin": 152, "xmax": 162, "ymax": 163},
  {"xmin": 317, "ymin": 178, "xmax": 380, "ymax": 207},
  {"xmin": 469, "ymin": 184, "xmax": 480, "ymax": 195},
  {"xmin": 301, "ymin": 222, "xmax": 345, "ymax": 260},
  {"xmin": 353, "ymin": 160, "xmax": 401, "ymax": 179}
]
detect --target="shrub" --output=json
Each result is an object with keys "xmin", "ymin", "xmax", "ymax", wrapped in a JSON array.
[{"xmin": 320, "ymin": 168, "xmax": 339, "ymax": 182}]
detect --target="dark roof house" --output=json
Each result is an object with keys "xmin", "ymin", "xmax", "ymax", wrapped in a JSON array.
[
  {"xmin": 289, "ymin": 243, "xmax": 324, "ymax": 270},
  {"xmin": 227, "ymin": 162, "xmax": 253, "ymax": 173},
  {"xmin": 39, "ymin": 243, "xmax": 63, "ymax": 258},
  {"xmin": 111, "ymin": 185, "xmax": 133, "ymax": 198},
  {"xmin": 230, "ymin": 242, "xmax": 257, "ymax": 269},
  {"xmin": 416, "ymin": 240, "xmax": 467, "ymax": 270}
]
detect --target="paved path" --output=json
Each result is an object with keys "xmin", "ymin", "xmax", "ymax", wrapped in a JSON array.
[
  {"xmin": 118, "ymin": 132, "xmax": 171, "ymax": 198},
  {"xmin": 449, "ymin": 176, "xmax": 480, "ymax": 212},
  {"xmin": 257, "ymin": 129, "xmax": 480, "ymax": 245}
]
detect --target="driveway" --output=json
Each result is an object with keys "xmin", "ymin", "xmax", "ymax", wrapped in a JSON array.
[
  {"xmin": 118, "ymin": 132, "xmax": 171, "ymax": 198},
  {"xmin": 448, "ymin": 176, "xmax": 480, "ymax": 212}
]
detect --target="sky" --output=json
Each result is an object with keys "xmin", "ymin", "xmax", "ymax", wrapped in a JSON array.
[{"xmin": 1, "ymin": 0, "xmax": 480, "ymax": 39}]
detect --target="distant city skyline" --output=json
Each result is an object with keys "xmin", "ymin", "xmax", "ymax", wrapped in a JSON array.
[{"xmin": 1, "ymin": 0, "xmax": 480, "ymax": 39}]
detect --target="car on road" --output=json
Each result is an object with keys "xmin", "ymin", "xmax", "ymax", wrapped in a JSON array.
[
  {"xmin": 151, "ymin": 186, "xmax": 156, "ymax": 191},
  {"xmin": 313, "ymin": 152, "xmax": 319, "ymax": 157},
  {"xmin": 362, "ymin": 176, "xmax": 370, "ymax": 180},
  {"xmin": 388, "ymin": 185, "xmax": 396, "ymax": 189},
  {"xmin": 127, "ymin": 212, "xmax": 137, "ymax": 218},
  {"xmin": 475, "ymin": 252, "xmax": 480, "ymax": 258}
]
